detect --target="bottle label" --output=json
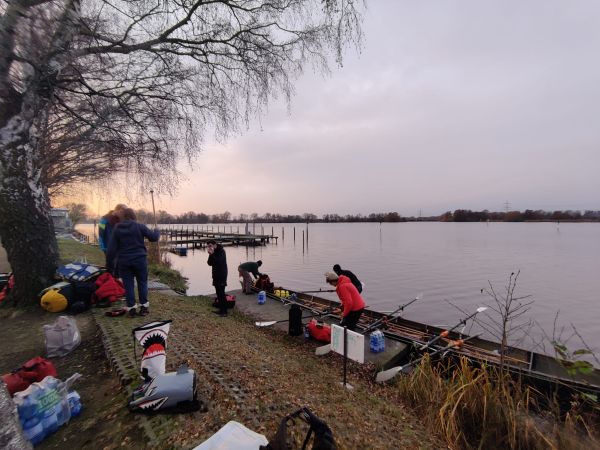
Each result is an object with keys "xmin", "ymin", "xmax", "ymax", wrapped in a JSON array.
[{"xmin": 38, "ymin": 390, "xmax": 60, "ymax": 413}]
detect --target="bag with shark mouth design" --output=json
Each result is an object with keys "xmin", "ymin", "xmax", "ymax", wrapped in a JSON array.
[
  {"xmin": 132, "ymin": 320, "xmax": 172, "ymax": 382},
  {"xmin": 129, "ymin": 320, "xmax": 202, "ymax": 414}
]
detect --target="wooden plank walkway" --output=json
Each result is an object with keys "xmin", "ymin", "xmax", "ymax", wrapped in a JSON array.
[{"xmin": 158, "ymin": 225, "xmax": 278, "ymax": 249}]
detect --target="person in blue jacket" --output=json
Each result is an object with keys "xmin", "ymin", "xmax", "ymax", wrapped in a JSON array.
[
  {"xmin": 107, "ymin": 208, "xmax": 160, "ymax": 317},
  {"xmin": 98, "ymin": 203, "xmax": 127, "ymax": 274}
]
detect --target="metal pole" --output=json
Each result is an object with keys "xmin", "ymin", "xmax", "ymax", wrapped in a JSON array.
[{"xmin": 343, "ymin": 326, "xmax": 348, "ymax": 387}]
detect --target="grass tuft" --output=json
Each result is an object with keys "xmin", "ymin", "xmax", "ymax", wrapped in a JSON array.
[{"xmin": 395, "ymin": 355, "xmax": 598, "ymax": 450}]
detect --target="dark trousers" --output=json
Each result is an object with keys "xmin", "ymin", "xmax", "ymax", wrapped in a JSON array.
[
  {"xmin": 215, "ymin": 284, "xmax": 227, "ymax": 313},
  {"xmin": 340, "ymin": 308, "xmax": 364, "ymax": 331},
  {"xmin": 119, "ymin": 257, "xmax": 148, "ymax": 308}
]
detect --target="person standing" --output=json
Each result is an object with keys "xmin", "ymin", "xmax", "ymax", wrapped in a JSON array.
[
  {"xmin": 99, "ymin": 204, "xmax": 127, "ymax": 274},
  {"xmin": 107, "ymin": 208, "xmax": 159, "ymax": 317},
  {"xmin": 332, "ymin": 264, "xmax": 363, "ymax": 293},
  {"xmin": 207, "ymin": 239, "xmax": 228, "ymax": 316},
  {"xmin": 325, "ymin": 271, "xmax": 366, "ymax": 331},
  {"xmin": 238, "ymin": 260, "xmax": 262, "ymax": 294}
]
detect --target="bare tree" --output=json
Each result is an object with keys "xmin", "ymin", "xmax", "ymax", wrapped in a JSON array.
[
  {"xmin": 476, "ymin": 271, "xmax": 534, "ymax": 368},
  {"xmin": 65, "ymin": 202, "xmax": 87, "ymax": 226},
  {"xmin": 0, "ymin": 0, "xmax": 363, "ymax": 304}
]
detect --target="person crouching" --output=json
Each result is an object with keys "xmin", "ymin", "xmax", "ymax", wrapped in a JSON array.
[{"xmin": 324, "ymin": 271, "xmax": 366, "ymax": 331}]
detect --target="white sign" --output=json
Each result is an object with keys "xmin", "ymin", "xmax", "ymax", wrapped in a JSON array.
[{"xmin": 331, "ymin": 325, "xmax": 365, "ymax": 364}]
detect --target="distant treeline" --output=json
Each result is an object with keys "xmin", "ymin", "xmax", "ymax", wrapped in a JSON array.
[
  {"xmin": 132, "ymin": 210, "xmax": 413, "ymax": 224},
  {"xmin": 440, "ymin": 209, "xmax": 600, "ymax": 222},
  {"xmin": 128, "ymin": 209, "xmax": 600, "ymax": 224}
]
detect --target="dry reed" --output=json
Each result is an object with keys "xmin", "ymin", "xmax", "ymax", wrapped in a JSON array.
[{"xmin": 395, "ymin": 355, "xmax": 598, "ymax": 450}]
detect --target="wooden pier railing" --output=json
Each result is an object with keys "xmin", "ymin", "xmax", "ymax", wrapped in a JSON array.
[{"xmin": 158, "ymin": 225, "xmax": 278, "ymax": 251}]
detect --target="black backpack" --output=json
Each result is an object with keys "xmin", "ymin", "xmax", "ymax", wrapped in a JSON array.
[
  {"xmin": 261, "ymin": 407, "xmax": 336, "ymax": 450},
  {"xmin": 288, "ymin": 305, "xmax": 303, "ymax": 336}
]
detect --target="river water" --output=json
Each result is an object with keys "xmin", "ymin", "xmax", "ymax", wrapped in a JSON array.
[{"xmin": 78, "ymin": 222, "xmax": 600, "ymax": 356}]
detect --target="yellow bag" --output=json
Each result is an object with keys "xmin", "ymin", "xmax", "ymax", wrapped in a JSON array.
[{"xmin": 40, "ymin": 282, "xmax": 71, "ymax": 313}]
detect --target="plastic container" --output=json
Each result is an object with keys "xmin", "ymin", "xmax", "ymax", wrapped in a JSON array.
[
  {"xmin": 16, "ymin": 389, "xmax": 39, "ymax": 420},
  {"xmin": 378, "ymin": 331, "xmax": 385, "ymax": 353},
  {"xmin": 257, "ymin": 291, "xmax": 266, "ymax": 305},
  {"xmin": 41, "ymin": 407, "xmax": 59, "ymax": 435},
  {"xmin": 370, "ymin": 330, "xmax": 385, "ymax": 353},
  {"xmin": 304, "ymin": 325, "xmax": 310, "ymax": 340},
  {"xmin": 14, "ymin": 376, "xmax": 75, "ymax": 445},
  {"xmin": 370, "ymin": 331, "xmax": 378, "ymax": 353},
  {"xmin": 22, "ymin": 416, "xmax": 45, "ymax": 445},
  {"xmin": 67, "ymin": 391, "xmax": 82, "ymax": 417}
]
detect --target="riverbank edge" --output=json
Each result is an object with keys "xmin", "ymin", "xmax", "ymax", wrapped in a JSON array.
[{"xmin": 60, "ymin": 239, "xmax": 443, "ymax": 449}]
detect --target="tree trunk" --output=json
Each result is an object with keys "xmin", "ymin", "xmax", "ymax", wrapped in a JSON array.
[{"xmin": 0, "ymin": 106, "xmax": 58, "ymax": 306}]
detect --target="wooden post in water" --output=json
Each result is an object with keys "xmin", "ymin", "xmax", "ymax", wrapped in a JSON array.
[
  {"xmin": 306, "ymin": 222, "xmax": 309, "ymax": 242},
  {"xmin": 294, "ymin": 227, "xmax": 296, "ymax": 243},
  {"xmin": 271, "ymin": 226, "xmax": 273, "ymax": 237},
  {"xmin": 282, "ymin": 227, "xmax": 284, "ymax": 241},
  {"xmin": 302, "ymin": 230, "xmax": 305, "ymax": 253}
]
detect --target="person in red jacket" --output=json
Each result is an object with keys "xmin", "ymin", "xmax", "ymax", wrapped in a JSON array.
[{"xmin": 325, "ymin": 271, "xmax": 366, "ymax": 331}]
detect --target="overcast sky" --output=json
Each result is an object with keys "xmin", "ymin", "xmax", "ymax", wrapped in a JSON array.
[{"xmin": 148, "ymin": 1, "xmax": 600, "ymax": 217}]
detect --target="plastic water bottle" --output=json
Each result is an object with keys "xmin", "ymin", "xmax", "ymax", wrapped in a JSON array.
[
  {"xmin": 22, "ymin": 416, "xmax": 45, "ymax": 445},
  {"xmin": 257, "ymin": 291, "xmax": 266, "ymax": 305},
  {"xmin": 41, "ymin": 407, "xmax": 59, "ymax": 435},
  {"xmin": 378, "ymin": 331, "xmax": 385, "ymax": 353},
  {"xmin": 304, "ymin": 324, "xmax": 310, "ymax": 340},
  {"xmin": 67, "ymin": 391, "xmax": 82, "ymax": 417},
  {"xmin": 16, "ymin": 390, "xmax": 38, "ymax": 420},
  {"xmin": 370, "ymin": 331, "xmax": 378, "ymax": 353}
]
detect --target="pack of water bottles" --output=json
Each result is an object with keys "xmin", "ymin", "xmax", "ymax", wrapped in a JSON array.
[
  {"xmin": 13, "ymin": 375, "xmax": 82, "ymax": 445},
  {"xmin": 369, "ymin": 330, "xmax": 386, "ymax": 353}
]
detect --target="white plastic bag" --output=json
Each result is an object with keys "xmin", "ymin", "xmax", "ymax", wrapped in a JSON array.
[
  {"xmin": 43, "ymin": 316, "xmax": 81, "ymax": 358},
  {"xmin": 192, "ymin": 421, "xmax": 267, "ymax": 450}
]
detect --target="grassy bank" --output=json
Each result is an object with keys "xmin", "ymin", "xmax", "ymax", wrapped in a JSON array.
[
  {"xmin": 96, "ymin": 291, "xmax": 443, "ymax": 449},
  {"xmin": 54, "ymin": 239, "xmax": 598, "ymax": 449},
  {"xmin": 58, "ymin": 238, "xmax": 188, "ymax": 292}
]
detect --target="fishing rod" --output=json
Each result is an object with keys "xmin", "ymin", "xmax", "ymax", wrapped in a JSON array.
[
  {"xmin": 376, "ymin": 334, "xmax": 482, "ymax": 383},
  {"xmin": 419, "ymin": 306, "xmax": 487, "ymax": 351},
  {"xmin": 315, "ymin": 293, "xmax": 424, "ymax": 356}
]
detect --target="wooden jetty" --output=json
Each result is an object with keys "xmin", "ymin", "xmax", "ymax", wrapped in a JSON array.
[{"xmin": 158, "ymin": 225, "xmax": 278, "ymax": 250}]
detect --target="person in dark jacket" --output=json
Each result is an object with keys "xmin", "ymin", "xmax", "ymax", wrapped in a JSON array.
[
  {"xmin": 107, "ymin": 208, "xmax": 159, "ymax": 317},
  {"xmin": 99, "ymin": 203, "xmax": 127, "ymax": 274},
  {"xmin": 238, "ymin": 260, "xmax": 262, "ymax": 294},
  {"xmin": 333, "ymin": 264, "xmax": 363, "ymax": 293},
  {"xmin": 207, "ymin": 239, "xmax": 228, "ymax": 316}
]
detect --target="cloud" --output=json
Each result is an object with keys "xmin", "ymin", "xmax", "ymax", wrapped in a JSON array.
[{"xmin": 162, "ymin": 0, "xmax": 600, "ymax": 216}]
